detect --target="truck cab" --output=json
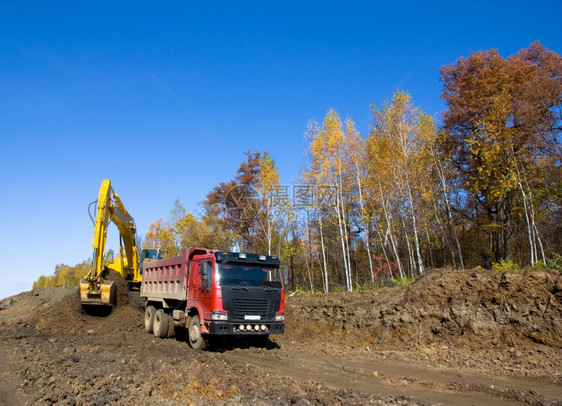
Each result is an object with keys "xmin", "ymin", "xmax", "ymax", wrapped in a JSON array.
[
  {"xmin": 190, "ymin": 251, "xmax": 285, "ymax": 337},
  {"xmin": 141, "ymin": 249, "xmax": 285, "ymax": 350}
]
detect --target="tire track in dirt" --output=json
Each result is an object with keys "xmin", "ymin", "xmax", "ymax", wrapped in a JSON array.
[
  {"xmin": 224, "ymin": 349, "xmax": 561, "ymax": 406},
  {"xmin": 0, "ymin": 341, "xmax": 23, "ymax": 406}
]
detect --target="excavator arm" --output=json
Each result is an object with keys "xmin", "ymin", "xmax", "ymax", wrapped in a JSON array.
[{"xmin": 80, "ymin": 179, "xmax": 140, "ymax": 307}]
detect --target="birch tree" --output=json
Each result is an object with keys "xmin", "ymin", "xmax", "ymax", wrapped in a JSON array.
[
  {"xmin": 368, "ymin": 91, "xmax": 435, "ymax": 276},
  {"xmin": 303, "ymin": 110, "xmax": 355, "ymax": 291}
]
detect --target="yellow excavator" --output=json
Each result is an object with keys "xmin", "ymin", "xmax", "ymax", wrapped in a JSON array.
[{"xmin": 79, "ymin": 179, "xmax": 158, "ymax": 307}]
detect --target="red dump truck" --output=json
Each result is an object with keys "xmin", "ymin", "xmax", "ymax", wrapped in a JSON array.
[{"xmin": 140, "ymin": 248, "xmax": 285, "ymax": 349}]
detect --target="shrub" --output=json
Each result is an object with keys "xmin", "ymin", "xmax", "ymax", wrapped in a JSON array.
[
  {"xmin": 391, "ymin": 276, "xmax": 413, "ymax": 285},
  {"xmin": 492, "ymin": 259, "xmax": 519, "ymax": 272}
]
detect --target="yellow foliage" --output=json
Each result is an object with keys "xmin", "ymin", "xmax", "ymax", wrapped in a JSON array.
[
  {"xmin": 33, "ymin": 261, "xmax": 90, "ymax": 289},
  {"xmin": 258, "ymin": 153, "xmax": 280, "ymax": 197},
  {"xmin": 145, "ymin": 217, "xmax": 178, "ymax": 257},
  {"xmin": 492, "ymin": 259, "xmax": 519, "ymax": 271}
]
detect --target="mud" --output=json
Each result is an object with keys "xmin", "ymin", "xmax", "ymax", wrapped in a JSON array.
[{"xmin": 0, "ymin": 268, "xmax": 560, "ymax": 405}]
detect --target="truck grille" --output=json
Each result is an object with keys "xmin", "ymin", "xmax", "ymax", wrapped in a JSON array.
[
  {"xmin": 234, "ymin": 299, "xmax": 271, "ymax": 313},
  {"xmin": 221, "ymin": 288, "xmax": 281, "ymax": 321},
  {"xmin": 229, "ymin": 299, "xmax": 273, "ymax": 321}
]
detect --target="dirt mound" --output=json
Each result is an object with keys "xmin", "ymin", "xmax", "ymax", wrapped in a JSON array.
[
  {"xmin": 105, "ymin": 269, "xmax": 134, "ymax": 308},
  {"xmin": 0, "ymin": 287, "xmax": 74, "ymax": 326},
  {"xmin": 30, "ymin": 271, "xmax": 143, "ymax": 337},
  {"xmin": 285, "ymin": 268, "xmax": 562, "ymax": 350}
]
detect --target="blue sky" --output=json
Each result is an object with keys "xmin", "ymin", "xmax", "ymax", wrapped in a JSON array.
[{"xmin": 1, "ymin": 1, "xmax": 560, "ymax": 299}]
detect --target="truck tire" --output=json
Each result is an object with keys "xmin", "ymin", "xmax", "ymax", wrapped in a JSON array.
[
  {"xmin": 187, "ymin": 315, "xmax": 207, "ymax": 350},
  {"xmin": 167, "ymin": 313, "xmax": 176, "ymax": 338},
  {"xmin": 153, "ymin": 309, "xmax": 169, "ymax": 338},
  {"xmin": 144, "ymin": 305, "xmax": 156, "ymax": 333}
]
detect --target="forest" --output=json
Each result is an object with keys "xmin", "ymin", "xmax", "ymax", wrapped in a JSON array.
[{"xmin": 35, "ymin": 42, "xmax": 562, "ymax": 292}]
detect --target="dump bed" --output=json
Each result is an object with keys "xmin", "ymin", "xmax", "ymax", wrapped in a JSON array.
[{"xmin": 140, "ymin": 248, "xmax": 209, "ymax": 301}]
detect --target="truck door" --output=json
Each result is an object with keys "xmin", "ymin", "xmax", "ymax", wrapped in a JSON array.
[{"xmin": 189, "ymin": 255, "xmax": 214, "ymax": 322}]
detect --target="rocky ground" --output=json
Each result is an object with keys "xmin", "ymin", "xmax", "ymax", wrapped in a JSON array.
[{"xmin": 0, "ymin": 267, "xmax": 560, "ymax": 405}]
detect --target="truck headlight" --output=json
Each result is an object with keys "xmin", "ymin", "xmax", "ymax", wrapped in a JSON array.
[
  {"xmin": 275, "ymin": 313, "xmax": 285, "ymax": 321},
  {"xmin": 211, "ymin": 311, "xmax": 228, "ymax": 321}
]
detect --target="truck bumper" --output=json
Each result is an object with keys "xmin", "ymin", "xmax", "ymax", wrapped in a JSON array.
[{"xmin": 207, "ymin": 321, "xmax": 284, "ymax": 335}]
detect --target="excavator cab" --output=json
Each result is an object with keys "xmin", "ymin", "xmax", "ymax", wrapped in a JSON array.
[
  {"xmin": 105, "ymin": 249, "xmax": 115, "ymax": 264},
  {"xmin": 139, "ymin": 248, "xmax": 162, "ymax": 276},
  {"xmin": 141, "ymin": 248, "xmax": 162, "ymax": 260}
]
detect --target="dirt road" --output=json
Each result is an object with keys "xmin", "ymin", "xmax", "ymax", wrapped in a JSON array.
[
  {"xmin": 0, "ymin": 268, "xmax": 560, "ymax": 405},
  {"xmin": 225, "ymin": 345, "xmax": 561, "ymax": 405}
]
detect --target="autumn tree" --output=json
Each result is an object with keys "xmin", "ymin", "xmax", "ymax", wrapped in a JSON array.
[
  {"xmin": 145, "ymin": 199, "xmax": 235, "ymax": 254},
  {"xmin": 367, "ymin": 91, "xmax": 437, "ymax": 277},
  {"xmin": 303, "ymin": 110, "xmax": 356, "ymax": 292},
  {"xmin": 429, "ymin": 136, "xmax": 465, "ymax": 269},
  {"xmin": 439, "ymin": 41, "xmax": 561, "ymax": 264},
  {"xmin": 184, "ymin": 209, "xmax": 236, "ymax": 250},
  {"xmin": 33, "ymin": 261, "xmax": 90, "ymax": 288},
  {"xmin": 256, "ymin": 153, "xmax": 282, "ymax": 255},
  {"xmin": 345, "ymin": 118, "xmax": 375, "ymax": 282},
  {"xmin": 205, "ymin": 151, "xmax": 284, "ymax": 254},
  {"xmin": 144, "ymin": 200, "xmax": 185, "ymax": 258}
]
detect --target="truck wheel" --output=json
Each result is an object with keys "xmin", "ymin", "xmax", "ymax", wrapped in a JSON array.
[
  {"xmin": 167, "ymin": 313, "xmax": 176, "ymax": 338},
  {"xmin": 187, "ymin": 315, "xmax": 207, "ymax": 350},
  {"xmin": 144, "ymin": 305, "xmax": 156, "ymax": 333},
  {"xmin": 153, "ymin": 309, "xmax": 169, "ymax": 338}
]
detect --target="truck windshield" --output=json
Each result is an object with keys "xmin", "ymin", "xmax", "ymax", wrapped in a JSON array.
[{"xmin": 217, "ymin": 263, "xmax": 282, "ymax": 288}]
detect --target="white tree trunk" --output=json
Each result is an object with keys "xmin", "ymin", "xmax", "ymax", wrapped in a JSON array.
[
  {"xmin": 305, "ymin": 216, "xmax": 315, "ymax": 293},
  {"xmin": 433, "ymin": 202, "xmax": 456, "ymax": 268},
  {"xmin": 433, "ymin": 153, "xmax": 464, "ymax": 269},
  {"xmin": 318, "ymin": 216, "xmax": 329, "ymax": 294},
  {"xmin": 380, "ymin": 194, "xmax": 404, "ymax": 279},
  {"xmin": 375, "ymin": 225, "xmax": 394, "ymax": 279},
  {"xmin": 405, "ymin": 179, "xmax": 425, "ymax": 275},
  {"xmin": 354, "ymin": 161, "xmax": 374, "ymax": 282},
  {"xmin": 401, "ymin": 216, "xmax": 415, "ymax": 276},
  {"xmin": 511, "ymin": 147, "xmax": 546, "ymax": 266},
  {"xmin": 335, "ymin": 198, "xmax": 351, "ymax": 292}
]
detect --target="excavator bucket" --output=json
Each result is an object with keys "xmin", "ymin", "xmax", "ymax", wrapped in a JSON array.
[{"xmin": 79, "ymin": 279, "xmax": 116, "ymax": 306}]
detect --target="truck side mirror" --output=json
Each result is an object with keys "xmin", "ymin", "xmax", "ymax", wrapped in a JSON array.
[{"xmin": 201, "ymin": 262, "xmax": 209, "ymax": 282}]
